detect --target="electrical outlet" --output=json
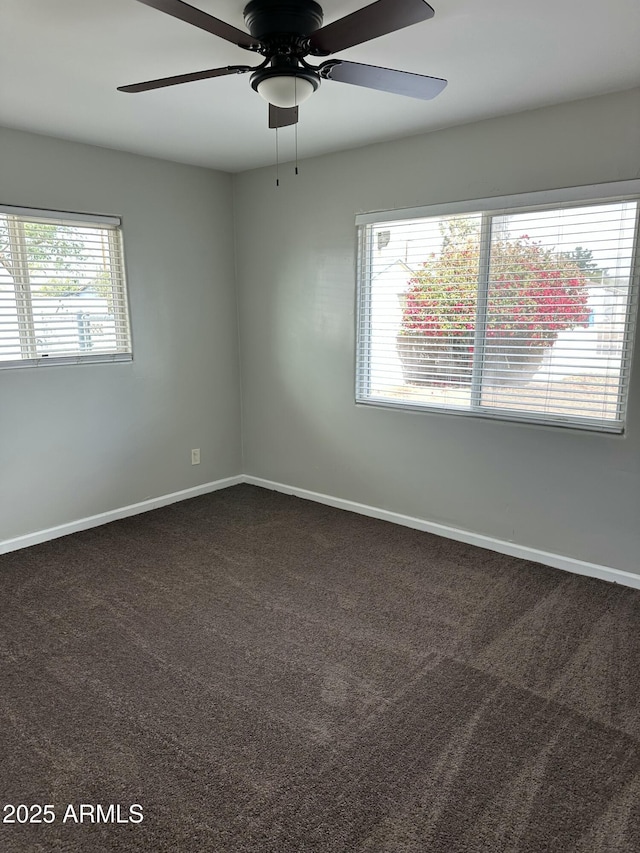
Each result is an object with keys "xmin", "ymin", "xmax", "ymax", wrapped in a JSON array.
[{"xmin": 191, "ymin": 448, "xmax": 200, "ymax": 465}]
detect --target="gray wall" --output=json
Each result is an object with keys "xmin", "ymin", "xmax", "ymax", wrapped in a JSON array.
[
  {"xmin": 3, "ymin": 89, "xmax": 639, "ymax": 573},
  {"xmin": 1, "ymin": 127, "xmax": 241, "ymax": 541},
  {"xmin": 234, "ymin": 88, "xmax": 640, "ymax": 574}
]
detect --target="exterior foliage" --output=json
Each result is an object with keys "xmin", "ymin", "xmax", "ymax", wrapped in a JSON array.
[
  {"xmin": 0, "ymin": 220, "xmax": 83, "ymax": 283},
  {"xmin": 0, "ymin": 218, "xmax": 111, "ymax": 300},
  {"xmin": 400, "ymin": 221, "xmax": 591, "ymax": 353}
]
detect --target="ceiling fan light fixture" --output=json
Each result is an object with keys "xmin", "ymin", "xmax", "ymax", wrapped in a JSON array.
[
  {"xmin": 119, "ymin": 0, "xmax": 448, "ymax": 129},
  {"xmin": 256, "ymin": 75, "xmax": 315, "ymax": 108},
  {"xmin": 251, "ymin": 68, "xmax": 319, "ymax": 109}
]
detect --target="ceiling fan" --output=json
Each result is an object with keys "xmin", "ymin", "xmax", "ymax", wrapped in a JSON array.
[{"xmin": 118, "ymin": 0, "xmax": 447, "ymax": 128}]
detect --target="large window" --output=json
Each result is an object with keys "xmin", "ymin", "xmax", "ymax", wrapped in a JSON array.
[
  {"xmin": 0, "ymin": 205, "xmax": 131, "ymax": 369},
  {"xmin": 356, "ymin": 183, "xmax": 640, "ymax": 432}
]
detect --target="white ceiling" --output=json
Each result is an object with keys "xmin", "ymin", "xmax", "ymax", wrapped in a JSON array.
[{"xmin": 2, "ymin": 0, "xmax": 639, "ymax": 173}]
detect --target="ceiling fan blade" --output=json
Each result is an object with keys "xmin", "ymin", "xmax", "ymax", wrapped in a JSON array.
[
  {"xmin": 269, "ymin": 105, "xmax": 299, "ymax": 129},
  {"xmin": 309, "ymin": 0, "xmax": 434, "ymax": 55},
  {"xmin": 118, "ymin": 65, "xmax": 252, "ymax": 93},
  {"xmin": 320, "ymin": 60, "xmax": 446, "ymax": 100},
  {"xmin": 133, "ymin": 0, "xmax": 260, "ymax": 50}
]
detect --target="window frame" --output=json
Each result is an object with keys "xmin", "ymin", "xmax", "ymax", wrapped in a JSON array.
[
  {"xmin": 355, "ymin": 180, "xmax": 640, "ymax": 433},
  {"xmin": 0, "ymin": 204, "xmax": 132, "ymax": 370}
]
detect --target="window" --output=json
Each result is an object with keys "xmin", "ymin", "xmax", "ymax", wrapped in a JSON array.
[
  {"xmin": 0, "ymin": 205, "xmax": 131, "ymax": 368},
  {"xmin": 356, "ymin": 182, "xmax": 640, "ymax": 432}
]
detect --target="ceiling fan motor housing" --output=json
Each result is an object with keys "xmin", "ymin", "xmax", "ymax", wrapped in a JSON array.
[{"xmin": 243, "ymin": 0, "xmax": 324, "ymax": 40}]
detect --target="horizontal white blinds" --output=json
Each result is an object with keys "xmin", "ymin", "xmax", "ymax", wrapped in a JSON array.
[
  {"xmin": 357, "ymin": 195, "xmax": 639, "ymax": 432},
  {"xmin": 0, "ymin": 208, "xmax": 131, "ymax": 368}
]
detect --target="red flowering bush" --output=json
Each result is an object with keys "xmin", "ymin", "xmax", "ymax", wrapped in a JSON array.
[{"xmin": 400, "ymin": 229, "xmax": 590, "ymax": 352}]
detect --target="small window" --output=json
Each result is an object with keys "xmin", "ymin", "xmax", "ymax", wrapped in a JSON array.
[
  {"xmin": 0, "ymin": 205, "xmax": 132, "ymax": 369},
  {"xmin": 356, "ymin": 183, "xmax": 640, "ymax": 432}
]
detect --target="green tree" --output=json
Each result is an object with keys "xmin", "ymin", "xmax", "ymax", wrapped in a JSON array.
[
  {"xmin": 0, "ymin": 219, "xmax": 84, "ymax": 286},
  {"xmin": 0, "ymin": 217, "xmax": 111, "ymax": 299},
  {"xmin": 565, "ymin": 246, "xmax": 607, "ymax": 282}
]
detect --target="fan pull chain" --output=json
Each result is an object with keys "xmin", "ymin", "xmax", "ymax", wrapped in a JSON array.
[
  {"xmin": 294, "ymin": 77, "xmax": 299, "ymax": 176},
  {"xmin": 275, "ymin": 127, "xmax": 280, "ymax": 187}
]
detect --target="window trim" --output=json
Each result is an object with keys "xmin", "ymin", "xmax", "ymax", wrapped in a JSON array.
[
  {"xmin": 0, "ymin": 205, "xmax": 120, "ymax": 227},
  {"xmin": 0, "ymin": 204, "xmax": 132, "ymax": 370},
  {"xmin": 355, "ymin": 181, "xmax": 640, "ymax": 227},
  {"xmin": 355, "ymin": 180, "xmax": 640, "ymax": 434}
]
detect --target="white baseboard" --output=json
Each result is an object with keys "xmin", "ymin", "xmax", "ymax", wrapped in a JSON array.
[
  {"xmin": 4, "ymin": 473, "xmax": 639, "ymax": 592},
  {"xmin": 244, "ymin": 475, "xmax": 640, "ymax": 592},
  {"xmin": 0, "ymin": 476, "xmax": 244, "ymax": 555}
]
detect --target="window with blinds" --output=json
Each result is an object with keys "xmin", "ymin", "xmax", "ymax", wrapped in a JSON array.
[
  {"xmin": 356, "ymin": 183, "xmax": 640, "ymax": 432},
  {"xmin": 0, "ymin": 206, "xmax": 131, "ymax": 369}
]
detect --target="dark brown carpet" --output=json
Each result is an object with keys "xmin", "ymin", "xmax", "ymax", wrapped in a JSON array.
[{"xmin": 2, "ymin": 484, "xmax": 640, "ymax": 852}]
